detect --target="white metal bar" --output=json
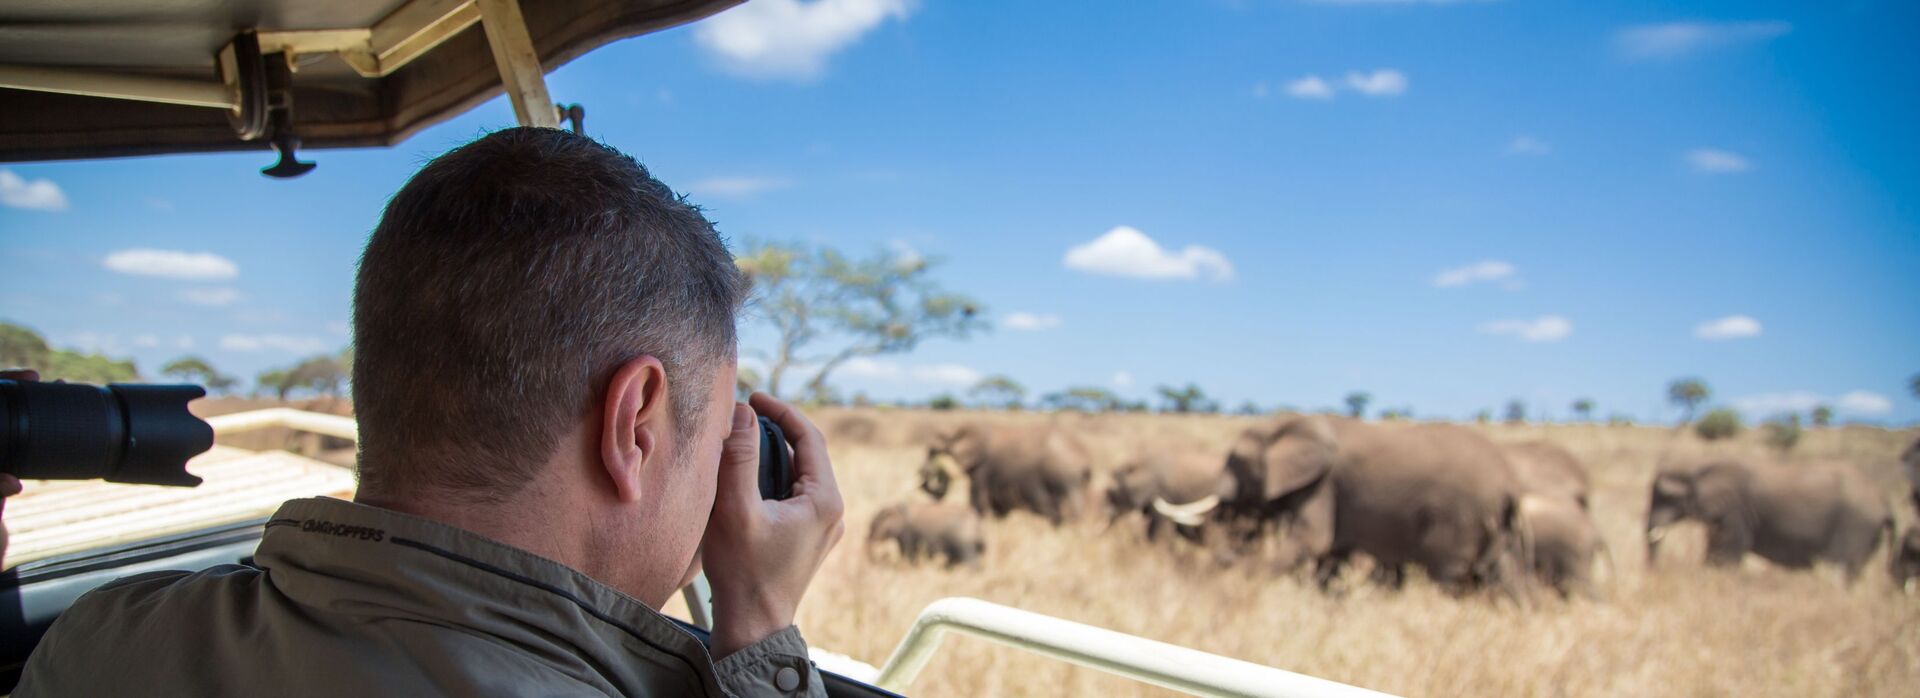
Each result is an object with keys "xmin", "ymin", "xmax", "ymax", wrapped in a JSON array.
[
  {"xmin": 476, "ymin": 0, "xmax": 558, "ymax": 128},
  {"xmin": 373, "ymin": 0, "xmax": 482, "ymax": 77},
  {"xmin": 680, "ymin": 572, "xmax": 715, "ymax": 630},
  {"xmin": 204, "ymin": 408, "xmax": 360, "ymax": 442},
  {"xmin": 0, "ymin": 65, "xmax": 236, "ymax": 110},
  {"xmin": 873, "ymin": 597, "xmax": 1395, "ymax": 698}
]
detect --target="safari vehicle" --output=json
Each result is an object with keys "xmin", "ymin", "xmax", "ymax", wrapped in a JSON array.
[{"xmin": 0, "ymin": 2, "xmax": 1385, "ymax": 696}]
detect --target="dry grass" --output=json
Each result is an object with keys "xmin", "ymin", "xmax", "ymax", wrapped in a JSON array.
[{"xmin": 793, "ymin": 409, "xmax": 1920, "ymax": 697}]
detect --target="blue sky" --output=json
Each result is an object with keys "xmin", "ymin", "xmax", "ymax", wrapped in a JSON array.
[{"xmin": 2, "ymin": 0, "xmax": 1917, "ymax": 423}]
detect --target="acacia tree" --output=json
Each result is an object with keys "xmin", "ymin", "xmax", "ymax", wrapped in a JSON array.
[
  {"xmin": 1041, "ymin": 386, "xmax": 1120, "ymax": 413},
  {"xmin": 1810, "ymin": 405, "xmax": 1834, "ymax": 428},
  {"xmin": 1345, "ymin": 391, "xmax": 1371, "ymax": 419},
  {"xmin": 1157, "ymin": 384, "xmax": 1212, "ymax": 414},
  {"xmin": 1571, "ymin": 398, "xmax": 1595, "ymax": 421},
  {"xmin": 1505, "ymin": 399, "xmax": 1527, "ymax": 424},
  {"xmin": 161, "ymin": 355, "xmax": 237, "ymax": 395},
  {"xmin": 737, "ymin": 241, "xmax": 986, "ymax": 400},
  {"xmin": 1667, "ymin": 378, "xmax": 1710, "ymax": 425},
  {"xmin": 969, "ymin": 374, "xmax": 1025, "ymax": 410}
]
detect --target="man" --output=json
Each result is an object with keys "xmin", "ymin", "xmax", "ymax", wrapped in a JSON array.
[{"xmin": 16, "ymin": 128, "xmax": 845, "ymax": 697}]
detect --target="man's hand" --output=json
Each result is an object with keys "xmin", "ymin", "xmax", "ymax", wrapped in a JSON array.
[{"xmin": 700, "ymin": 392, "xmax": 845, "ymax": 660}]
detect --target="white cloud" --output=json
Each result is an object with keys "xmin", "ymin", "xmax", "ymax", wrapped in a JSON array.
[
  {"xmin": 133, "ymin": 334, "xmax": 159, "ymax": 348},
  {"xmin": 1614, "ymin": 21, "xmax": 1791, "ymax": 60},
  {"xmin": 1345, "ymin": 69, "xmax": 1408, "ymax": 97},
  {"xmin": 1836, "ymin": 391, "xmax": 1893, "ymax": 415},
  {"xmin": 1004, "ymin": 312, "xmax": 1062, "ymax": 331},
  {"xmin": 1478, "ymin": 315, "xmax": 1572, "ymax": 343},
  {"xmin": 693, "ymin": 0, "xmax": 914, "ymax": 81},
  {"xmin": 1732, "ymin": 390, "xmax": 1892, "ymax": 418},
  {"xmin": 0, "ymin": 169, "xmax": 69, "ymax": 211},
  {"xmin": 686, "ymin": 176, "xmax": 792, "ymax": 199},
  {"xmin": 1693, "ymin": 314, "xmax": 1762, "ymax": 340},
  {"xmin": 1687, "ymin": 148, "xmax": 1752, "ymax": 173},
  {"xmin": 1285, "ymin": 75, "xmax": 1335, "ymax": 100},
  {"xmin": 219, "ymin": 334, "xmax": 328, "ymax": 354},
  {"xmin": 1433, "ymin": 260, "xmax": 1517, "ymax": 288},
  {"xmin": 1112, "ymin": 371, "xmax": 1134, "ymax": 389},
  {"xmin": 175, "ymin": 335, "xmax": 195, "ymax": 349},
  {"xmin": 103, "ymin": 249, "xmax": 239, "ymax": 280},
  {"xmin": 177, "ymin": 287, "xmax": 244, "ymax": 307},
  {"xmin": 1064, "ymin": 226, "xmax": 1234, "ymax": 282},
  {"xmin": 56, "ymin": 331, "xmax": 127, "ymax": 355},
  {"xmin": 1506, "ymin": 135, "xmax": 1551, "ymax": 156},
  {"xmin": 837, "ymin": 357, "xmax": 981, "ymax": 386}
]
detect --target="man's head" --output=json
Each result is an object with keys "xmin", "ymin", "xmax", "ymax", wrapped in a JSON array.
[{"xmin": 352, "ymin": 128, "xmax": 747, "ymax": 603}]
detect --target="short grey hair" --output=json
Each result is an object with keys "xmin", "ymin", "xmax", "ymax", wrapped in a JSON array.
[{"xmin": 352, "ymin": 127, "xmax": 747, "ymax": 501}]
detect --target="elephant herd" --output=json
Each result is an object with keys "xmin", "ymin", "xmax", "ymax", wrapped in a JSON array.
[{"xmin": 867, "ymin": 415, "xmax": 1920, "ymax": 598}]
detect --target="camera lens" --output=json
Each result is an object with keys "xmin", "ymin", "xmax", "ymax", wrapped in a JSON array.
[{"xmin": 0, "ymin": 380, "xmax": 209, "ymax": 487}]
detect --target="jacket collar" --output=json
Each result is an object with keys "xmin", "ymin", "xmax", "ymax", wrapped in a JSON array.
[{"xmin": 256, "ymin": 497, "xmax": 725, "ymax": 696}]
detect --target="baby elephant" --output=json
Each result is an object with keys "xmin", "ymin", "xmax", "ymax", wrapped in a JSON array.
[
  {"xmin": 1893, "ymin": 526, "xmax": 1920, "ymax": 594},
  {"xmin": 1519, "ymin": 494, "xmax": 1608, "ymax": 598},
  {"xmin": 867, "ymin": 499, "xmax": 985, "ymax": 569}
]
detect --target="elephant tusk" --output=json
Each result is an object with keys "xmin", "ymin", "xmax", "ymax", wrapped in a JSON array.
[{"xmin": 1151, "ymin": 494, "xmax": 1220, "ymax": 527}]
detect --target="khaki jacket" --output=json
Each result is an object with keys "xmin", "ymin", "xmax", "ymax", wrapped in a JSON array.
[{"xmin": 15, "ymin": 497, "xmax": 826, "ymax": 697}]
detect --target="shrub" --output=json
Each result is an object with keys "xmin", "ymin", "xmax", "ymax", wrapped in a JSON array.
[
  {"xmin": 927, "ymin": 393, "xmax": 959, "ymax": 411},
  {"xmin": 1763, "ymin": 414, "xmax": 1803, "ymax": 452},
  {"xmin": 1695, "ymin": 408, "xmax": 1743, "ymax": 441}
]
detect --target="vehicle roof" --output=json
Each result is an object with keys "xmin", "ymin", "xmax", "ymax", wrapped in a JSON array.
[{"xmin": 0, "ymin": 0, "xmax": 737, "ymax": 162}]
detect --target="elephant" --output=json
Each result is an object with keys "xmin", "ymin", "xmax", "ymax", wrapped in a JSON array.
[
  {"xmin": 866, "ymin": 499, "xmax": 985, "ymax": 569},
  {"xmin": 1892, "ymin": 526, "xmax": 1920, "ymax": 594},
  {"xmin": 1104, "ymin": 451, "xmax": 1236, "ymax": 543},
  {"xmin": 1518, "ymin": 493, "xmax": 1609, "ymax": 598},
  {"xmin": 919, "ymin": 424, "xmax": 1093, "ymax": 526},
  {"xmin": 1505, "ymin": 440, "xmax": 1591, "ymax": 510},
  {"xmin": 1646, "ymin": 459, "xmax": 1893, "ymax": 584},
  {"xmin": 1902, "ymin": 436, "xmax": 1919, "ymax": 514},
  {"xmin": 1221, "ymin": 415, "xmax": 1526, "ymax": 594}
]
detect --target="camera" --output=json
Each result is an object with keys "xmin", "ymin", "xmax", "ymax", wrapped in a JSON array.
[
  {"xmin": 0, "ymin": 380, "xmax": 212, "ymax": 487},
  {"xmin": 756, "ymin": 415, "xmax": 794, "ymax": 500}
]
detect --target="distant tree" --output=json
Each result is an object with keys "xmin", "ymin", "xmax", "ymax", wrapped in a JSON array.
[
  {"xmin": 1763, "ymin": 414, "xmax": 1803, "ymax": 453},
  {"xmin": 1474, "ymin": 410, "xmax": 1492, "ymax": 425},
  {"xmin": 1911, "ymin": 373, "xmax": 1919, "ymax": 400},
  {"xmin": 927, "ymin": 393, "xmax": 959, "ymax": 411},
  {"xmin": 1157, "ymin": 384, "xmax": 1211, "ymax": 414},
  {"xmin": 0, "ymin": 321, "xmax": 52, "ymax": 368},
  {"xmin": 1571, "ymin": 398, "xmax": 1595, "ymax": 422},
  {"xmin": 1041, "ymin": 386, "xmax": 1121, "ymax": 413},
  {"xmin": 1668, "ymin": 378, "xmax": 1710, "ymax": 424},
  {"xmin": 257, "ymin": 369, "xmax": 294, "ymax": 401},
  {"xmin": 289, "ymin": 355, "xmax": 348, "ymax": 397},
  {"xmin": 1504, "ymin": 399, "xmax": 1527, "ymax": 424},
  {"xmin": 736, "ymin": 366, "xmax": 763, "ymax": 401},
  {"xmin": 1695, "ymin": 408, "xmax": 1742, "ymax": 441},
  {"xmin": 1810, "ymin": 405, "xmax": 1834, "ymax": 428},
  {"xmin": 1233, "ymin": 401, "xmax": 1264, "ymax": 416},
  {"xmin": 1344, "ymin": 391, "xmax": 1371, "ymax": 419},
  {"xmin": 0, "ymin": 320, "xmax": 139, "ymax": 383},
  {"xmin": 161, "ymin": 355, "xmax": 238, "ymax": 395},
  {"xmin": 1607, "ymin": 413, "xmax": 1636, "ymax": 427},
  {"xmin": 737, "ymin": 240, "xmax": 986, "ymax": 400},
  {"xmin": 969, "ymin": 374, "xmax": 1026, "ymax": 410},
  {"xmin": 1379, "ymin": 408, "xmax": 1411, "ymax": 422}
]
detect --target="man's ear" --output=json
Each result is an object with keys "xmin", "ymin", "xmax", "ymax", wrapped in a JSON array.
[{"xmin": 601, "ymin": 356, "xmax": 669, "ymax": 503}]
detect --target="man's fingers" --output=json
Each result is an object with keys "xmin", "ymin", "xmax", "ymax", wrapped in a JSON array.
[
  {"xmin": 747, "ymin": 393, "xmax": 839, "ymax": 496},
  {"xmin": 715, "ymin": 403, "xmax": 760, "ymax": 508},
  {"xmin": 0, "ymin": 475, "xmax": 20, "ymax": 498}
]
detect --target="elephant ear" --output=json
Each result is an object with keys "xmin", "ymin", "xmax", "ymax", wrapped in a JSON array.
[
  {"xmin": 1261, "ymin": 417, "xmax": 1336, "ymax": 500},
  {"xmin": 1653, "ymin": 472, "xmax": 1689, "ymax": 499}
]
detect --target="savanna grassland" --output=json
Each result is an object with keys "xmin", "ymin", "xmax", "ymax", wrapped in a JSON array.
[{"xmin": 788, "ymin": 409, "xmax": 1920, "ymax": 697}]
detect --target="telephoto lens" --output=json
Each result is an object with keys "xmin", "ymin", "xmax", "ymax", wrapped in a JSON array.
[
  {"xmin": 756, "ymin": 415, "xmax": 794, "ymax": 500},
  {"xmin": 0, "ymin": 380, "xmax": 211, "ymax": 487}
]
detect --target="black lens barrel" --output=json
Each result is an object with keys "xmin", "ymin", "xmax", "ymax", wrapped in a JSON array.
[{"xmin": 0, "ymin": 380, "xmax": 209, "ymax": 487}]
